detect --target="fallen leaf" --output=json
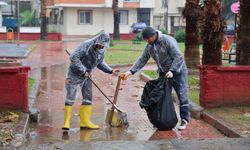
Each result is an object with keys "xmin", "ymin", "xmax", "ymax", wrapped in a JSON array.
[
  {"xmin": 244, "ymin": 113, "xmax": 250, "ymax": 117},
  {"xmin": 242, "ymin": 130, "xmax": 250, "ymax": 134}
]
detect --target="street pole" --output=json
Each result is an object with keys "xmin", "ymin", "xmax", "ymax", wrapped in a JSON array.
[
  {"xmin": 17, "ymin": 0, "xmax": 20, "ymax": 45},
  {"xmin": 163, "ymin": 0, "xmax": 168, "ymax": 32}
]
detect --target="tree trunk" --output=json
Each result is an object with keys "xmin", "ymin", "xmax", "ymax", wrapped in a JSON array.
[
  {"xmin": 201, "ymin": 0, "xmax": 225, "ymax": 65},
  {"xmin": 40, "ymin": 0, "xmax": 47, "ymax": 40},
  {"xmin": 113, "ymin": 0, "xmax": 120, "ymax": 40},
  {"xmin": 163, "ymin": 0, "xmax": 168, "ymax": 31},
  {"xmin": 236, "ymin": 12, "xmax": 241, "ymax": 64},
  {"xmin": 183, "ymin": 0, "xmax": 200, "ymax": 69},
  {"xmin": 237, "ymin": 0, "xmax": 250, "ymax": 65}
]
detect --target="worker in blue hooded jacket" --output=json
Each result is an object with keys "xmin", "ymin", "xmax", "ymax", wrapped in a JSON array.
[
  {"xmin": 120, "ymin": 27, "xmax": 189, "ymax": 130},
  {"xmin": 63, "ymin": 31, "xmax": 118, "ymax": 130}
]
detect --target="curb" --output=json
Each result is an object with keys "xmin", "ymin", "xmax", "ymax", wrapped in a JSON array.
[
  {"xmin": 201, "ymin": 111, "xmax": 242, "ymax": 138},
  {"xmin": 28, "ymin": 79, "xmax": 41, "ymax": 122},
  {"xmin": 140, "ymin": 71, "xmax": 242, "ymax": 138},
  {"xmin": 10, "ymin": 113, "xmax": 29, "ymax": 148},
  {"xmin": 10, "ymin": 69, "xmax": 41, "ymax": 148}
]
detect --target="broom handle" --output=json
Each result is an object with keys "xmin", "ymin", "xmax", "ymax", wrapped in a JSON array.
[
  {"xmin": 109, "ymin": 76, "xmax": 122, "ymax": 124},
  {"xmin": 88, "ymin": 77, "xmax": 121, "ymax": 111},
  {"xmin": 65, "ymin": 49, "xmax": 121, "ymax": 112}
]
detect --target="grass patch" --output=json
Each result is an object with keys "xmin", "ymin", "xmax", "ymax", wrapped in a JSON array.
[
  {"xmin": 105, "ymin": 49, "xmax": 154, "ymax": 65},
  {"xmin": 106, "ymin": 40, "xmax": 185, "ymax": 65},
  {"xmin": 144, "ymin": 70, "xmax": 200, "ymax": 105},
  {"xmin": 105, "ymin": 50, "xmax": 143, "ymax": 65},
  {"xmin": 209, "ymin": 106, "xmax": 250, "ymax": 128},
  {"xmin": 144, "ymin": 70, "xmax": 158, "ymax": 79},
  {"xmin": 28, "ymin": 78, "xmax": 35, "ymax": 93},
  {"xmin": 109, "ymin": 40, "xmax": 185, "ymax": 53},
  {"xmin": 178, "ymin": 42, "xmax": 185, "ymax": 53},
  {"xmin": 108, "ymin": 40, "xmax": 147, "ymax": 51}
]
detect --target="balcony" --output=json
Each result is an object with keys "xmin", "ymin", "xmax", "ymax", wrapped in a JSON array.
[{"xmin": 123, "ymin": 0, "xmax": 154, "ymax": 8}]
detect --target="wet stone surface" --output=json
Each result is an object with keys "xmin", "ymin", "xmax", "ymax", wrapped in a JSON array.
[{"xmin": 25, "ymin": 41, "xmax": 224, "ymax": 146}]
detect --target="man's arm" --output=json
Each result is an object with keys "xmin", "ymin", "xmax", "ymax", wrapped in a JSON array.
[
  {"xmin": 97, "ymin": 58, "xmax": 113, "ymax": 74},
  {"xmin": 70, "ymin": 43, "xmax": 88, "ymax": 75},
  {"xmin": 164, "ymin": 38, "xmax": 184, "ymax": 74},
  {"xmin": 129, "ymin": 46, "xmax": 151, "ymax": 74}
]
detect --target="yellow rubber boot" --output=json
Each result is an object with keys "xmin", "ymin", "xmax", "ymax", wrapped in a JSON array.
[
  {"xmin": 79, "ymin": 105, "xmax": 99, "ymax": 129},
  {"xmin": 62, "ymin": 105, "xmax": 72, "ymax": 130}
]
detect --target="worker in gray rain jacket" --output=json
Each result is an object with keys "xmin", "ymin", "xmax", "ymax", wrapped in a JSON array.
[
  {"xmin": 120, "ymin": 27, "xmax": 189, "ymax": 130},
  {"xmin": 63, "ymin": 31, "xmax": 118, "ymax": 130}
]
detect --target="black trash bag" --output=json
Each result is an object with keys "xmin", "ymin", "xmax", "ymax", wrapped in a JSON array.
[{"xmin": 139, "ymin": 77, "xmax": 178, "ymax": 130}]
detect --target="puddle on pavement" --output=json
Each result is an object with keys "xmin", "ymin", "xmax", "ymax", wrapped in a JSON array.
[
  {"xmin": 27, "ymin": 106, "xmax": 156, "ymax": 145},
  {"xmin": 27, "ymin": 63, "xmax": 156, "ymax": 145}
]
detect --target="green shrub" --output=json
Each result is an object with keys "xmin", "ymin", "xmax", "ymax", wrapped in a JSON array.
[
  {"xmin": 174, "ymin": 30, "xmax": 185, "ymax": 42},
  {"xmin": 20, "ymin": 10, "xmax": 38, "ymax": 26},
  {"xmin": 135, "ymin": 32, "xmax": 144, "ymax": 41},
  {"xmin": 159, "ymin": 28, "xmax": 168, "ymax": 35},
  {"xmin": 109, "ymin": 39, "xmax": 114, "ymax": 47}
]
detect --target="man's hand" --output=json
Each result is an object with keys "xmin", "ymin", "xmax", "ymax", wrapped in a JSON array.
[
  {"xmin": 165, "ymin": 71, "xmax": 173, "ymax": 78},
  {"xmin": 112, "ymin": 69, "xmax": 120, "ymax": 76},
  {"xmin": 120, "ymin": 71, "xmax": 132, "ymax": 80},
  {"xmin": 84, "ymin": 72, "xmax": 91, "ymax": 78}
]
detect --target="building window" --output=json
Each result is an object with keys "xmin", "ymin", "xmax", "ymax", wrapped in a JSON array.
[
  {"xmin": 119, "ymin": 10, "xmax": 128, "ymax": 25},
  {"xmin": 49, "ymin": 11, "xmax": 53, "ymax": 24},
  {"xmin": 59, "ymin": 10, "xmax": 64, "ymax": 25},
  {"xmin": 54, "ymin": 11, "xmax": 58, "ymax": 25},
  {"xmin": 78, "ymin": 10, "xmax": 92, "ymax": 25}
]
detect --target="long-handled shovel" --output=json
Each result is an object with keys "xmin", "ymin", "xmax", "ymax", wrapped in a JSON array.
[{"xmin": 89, "ymin": 77, "xmax": 128, "ymax": 127}]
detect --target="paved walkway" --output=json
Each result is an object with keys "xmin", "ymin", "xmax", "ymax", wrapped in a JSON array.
[
  {"xmin": 5, "ymin": 138, "xmax": 250, "ymax": 150},
  {"xmin": 25, "ymin": 41, "xmax": 223, "ymax": 145}
]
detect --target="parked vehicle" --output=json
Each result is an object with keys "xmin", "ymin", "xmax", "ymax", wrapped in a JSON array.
[
  {"xmin": 224, "ymin": 25, "xmax": 235, "ymax": 35},
  {"xmin": 130, "ymin": 22, "xmax": 147, "ymax": 33}
]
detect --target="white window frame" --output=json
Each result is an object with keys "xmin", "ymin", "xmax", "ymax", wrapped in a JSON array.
[
  {"xmin": 119, "ymin": 10, "xmax": 128, "ymax": 25},
  {"xmin": 78, "ymin": 10, "xmax": 92, "ymax": 25}
]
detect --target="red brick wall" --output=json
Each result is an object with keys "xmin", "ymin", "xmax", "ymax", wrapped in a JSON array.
[
  {"xmin": 0, "ymin": 66, "xmax": 30, "ymax": 112},
  {"xmin": 0, "ymin": 33, "xmax": 62, "ymax": 41},
  {"xmin": 109, "ymin": 33, "xmax": 137, "ymax": 40},
  {"xmin": 199, "ymin": 65, "xmax": 250, "ymax": 108}
]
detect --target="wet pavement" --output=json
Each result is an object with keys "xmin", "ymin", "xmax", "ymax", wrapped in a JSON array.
[
  {"xmin": 25, "ymin": 41, "xmax": 224, "ymax": 145},
  {"xmin": 6, "ymin": 138, "xmax": 250, "ymax": 150}
]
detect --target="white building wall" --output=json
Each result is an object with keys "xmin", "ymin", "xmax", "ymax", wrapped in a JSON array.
[
  {"xmin": 153, "ymin": 0, "xmax": 163, "ymax": 15},
  {"xmin": 64, "ymin": 8, "xmax": 103, "ymax": 35},
  {"xmin": 140, "ymin": 0, "xmax": 155, "ymax": 8},
  {"xmin": 168, "ymin": 0, "xmax": 185, "ymax": 15},
  {"xmin": 60, "ymin": 7, "xmax": 136, "ymax": 35},
  {"xmin": 153, "ymin": 0, "xmax": 164, "ymax": 29},
  {"xmin": 105, "ymin": 0, "xmax": 112, "ymax": 7},
  {"xmin": 103, "ymin": 8, "xmax": 137, "ymax": 33}
]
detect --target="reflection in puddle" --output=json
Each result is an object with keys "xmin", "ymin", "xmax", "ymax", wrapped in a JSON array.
[{"xmin": 27, "ymin": 63, "xmax": 156, "ymax": 145}]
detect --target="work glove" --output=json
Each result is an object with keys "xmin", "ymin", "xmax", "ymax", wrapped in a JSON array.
[
  {"xmin": 84, "ymin": 72, "xmax": 91, "ymax": 78},
  {"xmin": 120, "ymin": 71, "xmax": 132, "ymax": 80},
  {"xmin": 112, "ymin": 69, "xmax": 120, "ymax": 76},
  {"xmin": 165, "ymin": 71, "xmax": 173, "ymax": 78}
]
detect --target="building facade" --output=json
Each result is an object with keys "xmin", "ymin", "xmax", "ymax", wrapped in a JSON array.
[{"xmin": 48, "ymin": 0, "xmax": 155, "ymax": 35}]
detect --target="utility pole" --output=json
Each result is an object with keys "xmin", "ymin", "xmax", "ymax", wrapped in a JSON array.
[
  {"xmin": 17, "ymin": 0, "xmax": 20, "ymax": 44},
  {"xmin": 163, "ymin": 0, "xmax": 168, "ymax": 32},
  {"xmin": 40, "ymin": 0, "xmax": 48, "ymax": 40}
]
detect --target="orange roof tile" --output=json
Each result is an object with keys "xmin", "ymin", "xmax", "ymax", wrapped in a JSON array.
[{"xmin": 123, "ymin": 2, "xmax": 140, "ymax": 8}]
